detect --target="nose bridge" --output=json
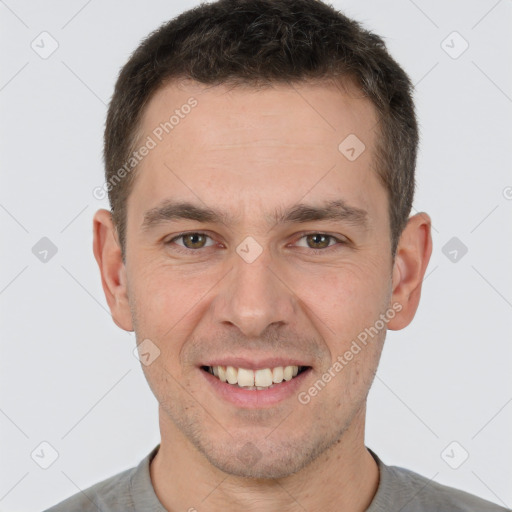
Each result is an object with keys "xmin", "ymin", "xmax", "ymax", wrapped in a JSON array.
[{"xmin": 213, "ymin": 244, "xmax": 295, "ymax": 337}]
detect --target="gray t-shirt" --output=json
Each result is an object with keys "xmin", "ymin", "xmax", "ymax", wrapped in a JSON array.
[{"xmin": 43, "ymin": 445, "xmax": 509, "ymax": 511}]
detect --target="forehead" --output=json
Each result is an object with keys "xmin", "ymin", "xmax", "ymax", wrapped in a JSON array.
[
  {"xmin": 128, "ymin": 79, "xmax": 383, "ymax": 229},
  {"xmin": 140, "ymin": 78, "xmax": 377, "ymax": 152}
]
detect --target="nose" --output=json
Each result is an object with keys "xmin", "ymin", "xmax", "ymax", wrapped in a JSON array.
[{"xmin": 212, "ymin": 245, "xmax": 297, "ymax": 338}]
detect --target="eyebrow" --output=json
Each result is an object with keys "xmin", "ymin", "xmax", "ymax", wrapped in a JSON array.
[{"xmin": 141, "ymin": 199, "xmax": 368, "ymax": 231}]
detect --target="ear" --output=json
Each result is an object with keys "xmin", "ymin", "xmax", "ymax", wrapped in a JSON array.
[
  {"xmin": 92, "ymin": 209, "xmax": 133, "ymax": 331},
  {"xmin": 387, "ymin": 212, "xmax": 432, "ymax": 330}
]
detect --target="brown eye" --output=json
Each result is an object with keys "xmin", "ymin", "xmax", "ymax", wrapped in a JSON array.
[
  {"xmin": 166, "ymin": 232, "xmax": 215, "ymax": 251},
  {"xmin": 305, "ymin": 234, "xmax": 332, "ymax": 250},
  {"xmin": 293, "ymin": 233, "xmax": 347, "ymax": 254},
  {"xmin": 180, "ymin": 233, "xmax": 209, "ymax": 249}
]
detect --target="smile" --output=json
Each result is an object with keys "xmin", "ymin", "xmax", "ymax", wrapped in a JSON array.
[{"xmin": 201, "ymin": 365, "xmax": 310, "ymax": 390}]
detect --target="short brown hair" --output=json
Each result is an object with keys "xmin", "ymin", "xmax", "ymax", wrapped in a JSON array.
[{"xmin": 104, "ymin": 0, "xmax": 418, "ymax": 260}]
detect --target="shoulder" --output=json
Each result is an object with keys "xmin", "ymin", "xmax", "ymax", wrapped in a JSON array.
[
  {"xmin": 42, "ymin": 465, "xmax": 136, "ymax": 512},
  {"xmin": 369, "ymin": 450, "xmax": 510, "ymax": 512},
  {"xmin": 387, "ymin": 464, "xmax": 508, "ymax": 511}
]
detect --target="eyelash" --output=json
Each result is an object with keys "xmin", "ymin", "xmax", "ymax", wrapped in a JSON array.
[{"xmin": 165, "ymin": 231, "xmax": 347, "ymax": 255}]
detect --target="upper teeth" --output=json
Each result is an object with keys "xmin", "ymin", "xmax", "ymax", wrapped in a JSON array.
[{"xmin": 208, "ymin": 365, "xmax": 300, "ymax": 388}]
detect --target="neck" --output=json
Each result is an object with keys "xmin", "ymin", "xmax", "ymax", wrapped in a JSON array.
[{"xmin": 150, "ymin": 406, "xmax": 379, "ymax": 512}]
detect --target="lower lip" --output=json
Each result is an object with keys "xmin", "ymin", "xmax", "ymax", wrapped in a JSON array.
[{"xmin": 200, "ymin": 367, "xmax": 312, "ymax": 408}]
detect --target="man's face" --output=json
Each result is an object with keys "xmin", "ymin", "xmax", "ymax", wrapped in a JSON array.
[{"xmin": 121, "ymin": 80, "xmax": 395, "ymax": 478}]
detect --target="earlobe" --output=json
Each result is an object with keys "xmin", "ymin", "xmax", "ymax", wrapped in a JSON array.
[
  {"xmin": 387, "ymin": 213, "xmax": 433, "ymax": 331},
  {"xmin": 92, "ymin": 209, "xmax": 134, "ymax": 331}
]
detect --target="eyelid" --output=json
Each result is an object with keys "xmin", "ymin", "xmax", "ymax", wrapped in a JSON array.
[
  {"xmin": 165, "ymin": 230, "xmax": 348, "ymax": 253},
  {"xmin": 167, "ymin": 231, "xmax": 218, "ymax": 249},
  {"xmin": 292, "ymin": 231, "xmax": 348, "ymax": 245}
]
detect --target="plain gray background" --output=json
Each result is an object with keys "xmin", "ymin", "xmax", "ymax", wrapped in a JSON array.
[{"xmin": 1, "ymin": 0, "xmax": 511, "ymax": 510}]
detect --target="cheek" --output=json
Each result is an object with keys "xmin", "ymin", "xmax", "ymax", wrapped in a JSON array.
[
  {"xmin": 128, "ymin": 260, "xmax": 220, "ymax": 363},
  {"xmin": 128, "ymin": 262, "xmax": 187, "ymax": 342},
  {"xmin": 292, "ymin": 258, "xmax": 391, "ymax": 335}
]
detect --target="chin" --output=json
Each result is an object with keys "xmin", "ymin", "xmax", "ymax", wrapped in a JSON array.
[
  {"xmin": 198, "ymin": 433, "xmax": 336, "ymax": 480},
  {"xmin": 204, "ymin": 450, "xmax": 304, "ymax": 479}
]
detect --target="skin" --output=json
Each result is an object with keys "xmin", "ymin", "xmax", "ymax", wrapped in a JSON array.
[{"xmin": 93, "ymin": 79, "xmax": 432, "ymax": 512}]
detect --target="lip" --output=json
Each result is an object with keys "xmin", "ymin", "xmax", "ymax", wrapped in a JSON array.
[
  {"xmin": 200, "ymin": 366, "xmax": 312, "ymax": 408},
  {"xmin": 201, "ymin": 357, "xmax": 310, "ymax": 370}
]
